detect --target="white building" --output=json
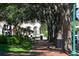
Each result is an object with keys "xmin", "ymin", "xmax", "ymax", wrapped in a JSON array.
[
  {"xmin": 18, "ymin": 20, "xmax": 41, "ymax": 37},
  {"xmin": 0, "ymin": 20, "xmax": 41, "ymax": 37}
]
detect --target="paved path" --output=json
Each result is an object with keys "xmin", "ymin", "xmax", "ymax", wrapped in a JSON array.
[
  {"xmin": 0, "ymin": 50, "xmax": 68, "ymax": 56},
  {"xmin": 30, "ymin": 40, "xmax": 68, "ymax": 56}
]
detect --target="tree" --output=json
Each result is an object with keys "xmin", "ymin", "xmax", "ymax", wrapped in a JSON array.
[
  {"xmin": 35, "ymin": 4, "xmax": 73, "ymax": 51},
  {"xmin": 0, "ymin": 4, "xmax": 30, "ymax": 35},
  {"xmin": 0, "ymin": 3, "xmax": 73, "ymax": 51},
  {"xmin": 20, "ymin": 4, "xmax": 73, "ymax": 49}
]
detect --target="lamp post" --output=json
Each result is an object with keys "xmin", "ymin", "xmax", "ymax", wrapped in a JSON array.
[{"xmin": 71, "ymin": 3, "xmax": 77, "ymax": 56}]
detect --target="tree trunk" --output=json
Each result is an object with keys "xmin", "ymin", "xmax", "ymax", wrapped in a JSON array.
[{"xmin": 62, "ymin": 4, "xmax": 72, "ymax": 51}]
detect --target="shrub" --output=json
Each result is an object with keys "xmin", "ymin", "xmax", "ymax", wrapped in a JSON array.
[
  {"xmin": 0, "ymin": 35, "xmax": 20, "ymax": 45},
  {"xmin": 22, "ymin": 41, "xmax": 32, "ymax": 49},
  {"xmin": 7, "ymin": 36, "xmax": 20, "ymax": 45},
  {"xmin": 0, "ymin": 35, "xmax": 32, "ymax": 50},
  {"xmin": 0, "ymin": 35, "xmax": 8, "ymax": 44},
  {"xmin": 18, "ymin": 36, "xmax": 32, "ymax": 49}
]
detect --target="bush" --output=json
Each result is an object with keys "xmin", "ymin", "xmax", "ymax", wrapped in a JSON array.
[
  {"xmin": 0, "ymin": 35, "xmax": 32, "ymax": 50},
  {"xmin": 7, "ymin": 36, "xmax": 20, "ymax": 45},
  {"xmin": 22, "ymin": 41, "xmax": 32, "ymax": 49},
  {"xmin": 20, "ymin": 36, "xmax": 32, "ymax": 49},
  {"xmin": 0, "ymin": 35, "xmax": 8, "ymax": 44}
]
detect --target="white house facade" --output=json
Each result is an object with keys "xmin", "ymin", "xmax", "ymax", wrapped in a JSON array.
[
  {"xmin": 0, "ymin": 20, "xmax": 41, "ymax": 37},
  {"xmin": 18, "ymin": 20, "xmax": 41, "ymax": 37}
]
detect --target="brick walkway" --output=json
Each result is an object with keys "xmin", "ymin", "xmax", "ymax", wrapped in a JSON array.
[
  {"xmin": 30, "ymin": 40, "xmax": 68, "ymax": 56},
  {"xmin": 29, "ymin": 49, "xmax": 68, "ymax": 56},
  {"xmin": 0, "ymin": 49, "xmax": 68, "ymax": 56}
]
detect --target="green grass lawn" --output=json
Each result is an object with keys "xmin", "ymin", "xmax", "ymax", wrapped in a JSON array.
[
  {"xmin": 40, "ymin": 23, "xmax": 48, "ymax": 37},
  {"xmin": 0, "ymin": 44, "xmax": 30, "ymax": 52}
]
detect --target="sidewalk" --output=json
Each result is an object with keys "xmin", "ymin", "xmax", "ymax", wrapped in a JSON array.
[
  {"xmin": 30, "ymin": 40, "xmax": 68, "ymax": 56},
  {"xmin": 29, "ymin": 49, "xmax": 68, "ymax": 56},
  {"xmin": 0, "ymin": 49, "xmax": 68, "ymax": 56}
]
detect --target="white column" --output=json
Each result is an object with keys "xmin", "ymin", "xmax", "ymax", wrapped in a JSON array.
[
  {"xmin": 37, "ymin": 27, "xmax": 40, "ymax": 35},
  {"xmin": 11, "ymin": 25, "xmax": 14, "ymax": 35},
  {"xmin": 0, "ymin": 21, "xmax": 6, "ymax": 35},
  {"xmin": 0, "ymin": 26, "xmax": 2, "ymax": 35}
]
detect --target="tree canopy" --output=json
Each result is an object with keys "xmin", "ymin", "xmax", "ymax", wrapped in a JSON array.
[{"xmin": 0, "ymin": 3, "xmax": 73, "ymax": 42}]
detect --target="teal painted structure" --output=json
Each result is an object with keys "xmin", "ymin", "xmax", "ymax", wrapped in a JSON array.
[{"xmin": 71, "ymin": 3, "xmax": 77, "ymax": 56}]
